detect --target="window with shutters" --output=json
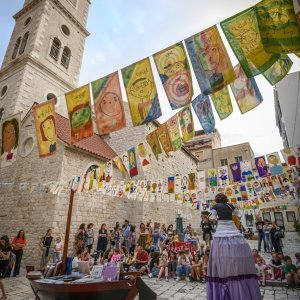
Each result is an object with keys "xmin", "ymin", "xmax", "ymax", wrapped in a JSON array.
[
  {"xmin": 19, "ymin": 32, "xmax": 29, "ymax": 55},
  {"xmin": 60, "ymin": 46, "xmax": 71, "ymax": 69}
]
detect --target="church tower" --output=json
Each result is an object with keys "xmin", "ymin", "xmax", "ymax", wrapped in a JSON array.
[{"xmin": 0, "ymin": 0, "xmax": 90, "ymax": 119}]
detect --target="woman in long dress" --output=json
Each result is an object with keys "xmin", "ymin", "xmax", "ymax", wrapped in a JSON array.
[{"xmin": 206, "ymin": 193, "xmax": 262, "ymax": 300}]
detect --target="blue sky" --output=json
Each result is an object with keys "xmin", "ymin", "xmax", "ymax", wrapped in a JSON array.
[{"xmin": 1, "ymin": 0, "xmax": 299, "ymax": 156}]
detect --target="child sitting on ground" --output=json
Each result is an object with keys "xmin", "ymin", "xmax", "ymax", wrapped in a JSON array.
[
  {"xmin": 111, "ymin": 249, "xmax": 121, "ymax": 263},
  {"xmin": 202, "ymin": 253, "xmax": 209, "ymax": 282},
  {"xmin": 148, "ymin": 252, "xmax": 160, "ymax": 278},
  {"xmin": 168, "ymin": 251, "xmax": 177, "ymax": 279},
  {"xmin": 157, "ymin": 254, "xmax": 168, "ymax": 281},
  {"xmin": 269, "ymin": 252, "xmax": 282, "ymax": 280},
  {"xmin": 255, "ymin": 257, "xmax": 266, "ymax": 286},
  {"xmin": 283, "ymin": 256, "xmax": 299, "ymax": 288},
  {"xmin": 190, "ymin": 254, "xmax": 202, "ymax": 282},
  {"xmin": 123, "ymin": 252, "xmax": 135, "ymax": 272}
]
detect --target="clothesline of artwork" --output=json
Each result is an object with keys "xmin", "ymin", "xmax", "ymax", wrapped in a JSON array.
[{"xmin": 2, "ymin": 1, "xmax": 300, "ymax": 168}]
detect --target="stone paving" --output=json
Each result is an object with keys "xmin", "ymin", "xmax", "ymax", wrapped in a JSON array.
[{"xmin": 2, "ymin": 233, "xmax": 299, "ymax": 300}]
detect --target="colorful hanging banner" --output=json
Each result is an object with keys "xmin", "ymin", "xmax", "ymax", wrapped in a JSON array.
[
  {"xmin": 156, "ymin": 123, "xmax": 173, "ymax": 155},
  {"xmin": 255, "ymin": 156, "xmax": 269, "ymax": 177},
  {"xmin": 210, "ymin": 86, "xmax": 233, "ymax": 120},
  {"xmin": 146, "ymin": 130, "xmax": 163, "ymax": 160},
  {"xmin": 197, "ymin": 171, "xmax": 206, "ymax": 189},
  {"xmin": 153, "ymin": 42, "xmax": 193, "ymax": 109},
  {"xmin": 185, "ymin": 25, "xmax": 235, "ymax": 95},
  {"xmin": 136, "ymin": 142, "xmax": 151, "ymax": 172},
  {"xmin": 113, "ymin": 156, "xmax": 127, "ymax": 176},
  {"xmin": 221, "ymin": 7, "xmax": 280, "ymax": 77},
  {"xmin": 256, "ymin": 0, "xmax": 300, "ymax": 53},
  {"xmin": 188, "ymin": 173, "xmax": 196, "ymax": 190},
  {"xmin": 208, "ymin": 168, "xmax": 218, "ymax": 187},
  {"xmin": 122, "ymin": 58, "xmax": 162, "ymax": 126},
  {"xmin": 281, "ymin": 148, "xmax": 298, "ymax": 166},
  {"xmin": 266, "ymin": 152, "xmax": 283, "ymax": 175},
  {"xmin": 178, "ymin": 105, "xmax": 195, "ymax": 142},
  {"xmin": 65, "ymin": 84, "xmax": 93, "ymax": 144},
  {"xmin": 97, "ymin": 164, "xmax": 105, "ymax": 189},
  {"xmin": 91, "ymin": 72, "xmax": 126, "ymax": 135},
  {"xmin": 262, "ymin": 55, "xmax": 293, "ymax": 85},
  {"xmin": 192, "ymin": 94, "xmax": 215, "ymax": 134},
  {"xmin": 230, "ymin": 162, "xmax": 242, "ymax": 182},
  {"xmin": 103, "ymin": 161, "xmax": 113, "ymax": 183},
  {"xmin": 33, "ymin": 100, "xmax": 57, "ymax": 158},
  {"xmin": 1, "ymin": 113, "xmax": 21, "ymax": 168},
  {"xmin": 128, "ymin": 147, "xmax": 138, "ymax": 177},
  {"xmin": 166, "ymin": 115, "xmax": 182, "ymax": 151},
  {"xmin": 168, "ymin": 176, "xmax": 175, "ymax": 193},
  {"xmin": 120, "ymin": 152, "xmax": 130, "ymax": 175},
  {"xmin": 218, "ymin": 166, "xmax": 230, "ymax": 186},
  {"xmin": 230, "ymin": 64, "xmax": 263, "ymax": 114},
  {"xmin": 240, "ymin": 160, "xmax": 254, "ymax": 180}
]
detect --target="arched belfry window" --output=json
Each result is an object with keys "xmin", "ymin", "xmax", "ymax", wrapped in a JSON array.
[
  {"xmin": 19, "ymin": 32, "xmax": 29, "ymax": 55},
  {"xmin": 49, "ymin": 37, "xmax": 61, "ymax": 61},
  {"xmin": 12, "ymin": 37, "xmax": 21, "ymax": 59},
  {"xmin": 61, "ymin": 46, "xmax": 71, "ymax": 69}
]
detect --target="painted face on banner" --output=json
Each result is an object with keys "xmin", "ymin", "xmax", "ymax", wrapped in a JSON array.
[
  {"xmin": 137, "ymin": 143, "xmax": 147, "ymax": 158},
  {"xmin": 99, "ymin": 92, "xmax": 123, "ymax": 117},
  {"xmin": 3, "ymin": 122, "xmax": 16, "ymax": 152},
  {"xmin": 41, "ymin": 116, "xmax": 56, "ymax": 143},
  {"xmin": 130, "ymin": 78, "xmax": 153, "ymax": 99}
]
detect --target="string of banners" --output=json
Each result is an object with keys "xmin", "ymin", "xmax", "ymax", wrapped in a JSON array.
[
  {"xmin": 1, "ymin": 1, "xmax": 300, "ymax": 167},
  {"xmin": 67, "ymin": 151, "xmax": 300, "ymax": 210}
]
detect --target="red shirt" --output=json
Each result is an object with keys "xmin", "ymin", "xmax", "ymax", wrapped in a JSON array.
[
  {"xmin": 136, "ymin": 250, "xmax": 148, "ymax": 266},
  {"xmin": 12, "ymin": 237, "xmax": 26, "ymax": 251}
]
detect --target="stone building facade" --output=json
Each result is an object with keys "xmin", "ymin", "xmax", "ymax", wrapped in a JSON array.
[
  {"xmin": 183, "ymin": 130, "xmax": 221, "ymax": 171},
  {"xmin": 0, "ymin": 0, "xmax": 201, "ymax": 267}
]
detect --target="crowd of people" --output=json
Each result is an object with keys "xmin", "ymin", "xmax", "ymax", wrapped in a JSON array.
[{"xmin": 0, "ymin": 210, "xmax": 300, "ymax": 299}]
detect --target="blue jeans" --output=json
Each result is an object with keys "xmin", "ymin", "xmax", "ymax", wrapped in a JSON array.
[
  {"xmin": 264, "ymin": 233, "xmax": 272, "ymax": 251},
  {"xmin": 53, "ymin": 252, "xmax": 61, "ymax": 264},
  {"xmin": 176, "ymin": 265, "xmax": 191, "ymax": 277},
  {"xmin": 258, "ymin": 232, "xmax": 266, "ymax": 252}
]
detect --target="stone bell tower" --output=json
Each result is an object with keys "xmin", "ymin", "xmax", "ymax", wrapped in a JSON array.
[{"xmin": 0, "ymin": 0, "xmax": 90, "ymax": 120}]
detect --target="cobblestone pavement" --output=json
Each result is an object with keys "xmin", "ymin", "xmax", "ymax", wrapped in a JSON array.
[
  {"xmin": 2, "ymin": 233, "xmax": 300, "ymax": 300},
  {"xmin": 2, "ymin": 275, "xmax": 300, "ymax": 300}
]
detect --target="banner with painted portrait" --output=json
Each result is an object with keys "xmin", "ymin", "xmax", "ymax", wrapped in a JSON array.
[
  {"xmin": 255, "ymin": 156, "xmax": 269, "ymax": 177},
  {"xmin": 197, "ymin": 171, "xmax": 206, "ymax": 189},
  {"xmin": 208, "ymin": 168, "xmax": 218, "ymax": 187},
  {"xmin": 218, "ymin": 166, "xmax": 230, "ymax": 186},
  {"xmin": 230, "ymin": 64, "xmax": 263, "ymax": 114},
  {"xmin": 210, "ymin": 86, "xmax": 233, "ymax": 120},
  {"xmin": 281, "ymin": 148, "xmax": 298, "ymax": 166},
  {"xmin": 262, "ymin": 55, "xmax": 293, "ymax": 85},
  {"xmin": 33, "ymin": 100, "xmax": 57, "ymax": 158},
  {"xmin": 128, "ymin": 147, "xmax": 138, "ymax": 177},
  {"xmin": 136, "ymin": 141, "xmax": 151, "ymax": 172},
  {"xmin": 168, "ymin": 176, "xmax": 175, "ymax": 193},
  {"xmin": 65, "ymin": 84, "xmax": 93, "ymax": 144},
  {"xmin": 113, "ymin": 156, "xmax": 127, "ymax": 176},
  {"xmin": 230, "ymin": 162, "xmax": 242, "ymax": 182},
  {"xmin": 240, "ymin": 160, "xmax": 254, "ymax": 180},
  {"xmin": 178, "ymin": 106, "xmax": 195, "ymax": 142},
  {"xmin": 266, "ymin": 152, "xmax": 283, "ymax": 175},
  {"xmin": 185, "ymin": 25, "xmax": 235, "ymax": 94},
  {"xmin": 192, "ymin": 94, "xmax": 215, "ymax": 134},
  {"xmin": 146, "ymin": 130, "xmax": 163, "ymax": 160},
  {"xmin": 156, "ymin": 123, "xmax": 173, "ymax": 155},
  {"xmin": 256, "ymin": 0, "xmax": 300, "ymax": 53},
  {"xmin": 153, "ymin": 42, "xmax": 193, "ymax": 109},
  {"xmin": 166, "ymin": 114, "xmax": 182, "ymax": 151},
  {"xmin": 120, "ymin": 152, "xmax": 131, "ymax": 175},
  {"xmin": 103, "ymin": 161, "xmax": 113, "ymax": 184},
  {"xmin": 1, "ymin": 113, "xmax": 21, "ymax": 168},
  {"xmin": 221, "ymin": 7, "xmax": 280, "ymax": 77},
  {"xmin": 91, "ymin": 72, "xmax": 126, "ymax": 135},
  {"xmin": 122, "ymin": 58, "xmax": 162, "ymax": 126}
]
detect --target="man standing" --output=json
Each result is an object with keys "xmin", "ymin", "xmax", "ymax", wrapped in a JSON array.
[
  {"xmin": 122, "ymin": 220, "xmax": 131, "ymax": 252},
  {"xmin": 256, "ymin": 217, "xmax": 266, "ymax": 252}
]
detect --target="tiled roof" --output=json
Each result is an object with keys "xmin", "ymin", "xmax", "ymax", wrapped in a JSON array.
[{"xmin": 55, "ymin": 113, "xmax": 117, "ymax": 160}]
